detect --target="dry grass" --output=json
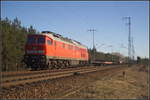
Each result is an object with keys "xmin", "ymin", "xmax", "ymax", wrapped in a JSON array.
[{"xmin": 67, "ymin": 65, "xmax": 149, "ymax": 99}]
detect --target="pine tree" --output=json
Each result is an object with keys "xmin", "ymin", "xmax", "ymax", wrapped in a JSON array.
[
  {"xmin": 28, "ymin": 25, "xmax": 36, "ymax": 34},
  {"xmin": 1, "ymin": 17, "xmax": 36, "ymax": 71}
]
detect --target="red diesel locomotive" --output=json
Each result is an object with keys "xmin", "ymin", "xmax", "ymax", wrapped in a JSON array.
[{"xmin": 24, "ymin": 31, "xmax": 89, "ymax": 69}]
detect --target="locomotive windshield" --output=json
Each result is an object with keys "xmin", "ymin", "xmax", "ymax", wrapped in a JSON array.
[
  {"xmin": 27, "ymin": 37, "xmax": 36, "ymax": 44},
  {"xmin": 27, "ymin": 36, "xmax": 45, "ymax": 44},
  {"xmin": 37, "ymin": 37, "xmax": 45, "ymax": 44}
]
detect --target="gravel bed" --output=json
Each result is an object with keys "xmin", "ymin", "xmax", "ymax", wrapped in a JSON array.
[{"xmin": 0, "ymin": 66, "xmax": 125, "ymax": 99}]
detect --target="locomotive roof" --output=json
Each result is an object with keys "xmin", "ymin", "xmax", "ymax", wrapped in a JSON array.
[{"xmin": 41, "ymin": 31, "xmax": 87, "ymax": 49}]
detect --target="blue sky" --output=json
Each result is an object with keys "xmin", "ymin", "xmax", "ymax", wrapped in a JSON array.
[{"xmin": 1, "ymin": 1, "xmax": 149, "ymax": 58}]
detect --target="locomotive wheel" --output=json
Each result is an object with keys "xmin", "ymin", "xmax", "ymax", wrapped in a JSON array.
[
  {"xmin": 60, "ymin": 61, "xmax": 64, "ymax": 69},
  {"xmin": 65, "ymin": 61, "xmax": 69, "ymax": 68},
  {"xmin": 57, "ymin": 60, "xmax": 62, "ymax": 69},
  {"xmin": 51, "ymin": 60, "xmax": 57, "ymax": 69},
  {"xmin": 61, "ymin": 62, "xmax": 65, "ymax": 69},
  {"xmin": 47, "ymin": 63, "xmax": 52, "ymax": 69}
]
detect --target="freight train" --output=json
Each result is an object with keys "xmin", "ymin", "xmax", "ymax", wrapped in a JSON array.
[
  {"xmin": 24, "ymin": 31, "xmax": 89, "ymax": 70},
  {"xmin": 91, "ymin": 60, "xmax": 120, "ymax": 66}
]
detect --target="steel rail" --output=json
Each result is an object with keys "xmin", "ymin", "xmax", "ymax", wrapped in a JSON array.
[
  {"xmin": 1, "ymin": 66, "xmax": 91, "ymax": 77},
  {"xmin": 1, "ymin": 67, "xmax": 97, "ymax": 83},
  {"xmin": 1, "ymin": 67, "xmax": 99, "ymax": 88},
  {"xmin": 1, "ymin": 65, "xmax": 125, "ymax": 88}
]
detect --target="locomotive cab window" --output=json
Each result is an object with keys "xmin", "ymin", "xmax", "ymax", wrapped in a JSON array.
[
  {"xmin": 47, "ymin": 40, "xmax": 52, "ymax": 45},
  {"xmin": 38, "ymin": 37, "xmax": 45, "ymax": 44},
  {"xmin": 27, "ymin": 36, "xmax": 36, "ymax": 44}
]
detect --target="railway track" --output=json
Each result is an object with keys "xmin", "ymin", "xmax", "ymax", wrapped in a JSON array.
[
  {"xmin": 0, "ymin": 65, "xmax": 124, "ymax": 88},
  {"xmin": 1, "ymin": 66, "xmax": 91, "ymax": 77}
]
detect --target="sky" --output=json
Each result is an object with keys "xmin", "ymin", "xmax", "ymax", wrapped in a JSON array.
[{"xmin": 1, "ymin": 1, "xmax": 149, "ymax": 58}]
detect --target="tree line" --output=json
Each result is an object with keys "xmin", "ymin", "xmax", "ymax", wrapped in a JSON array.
[
  {"xmin": 1, "ymin": 17, "xmax": 37, "ymax": 71},
  {"xmin": 88, "ymin": 48, "xmax": 124, "ymax": 63},
  {"xmin": 137, "ymin": 56, "xmax": 149, "ymax": 65}
]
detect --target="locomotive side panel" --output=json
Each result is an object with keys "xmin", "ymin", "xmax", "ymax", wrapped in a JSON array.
[
  {"xmin": 45, "ymin": 36, "xmax": 55, "ymax": 57},
  {"xmin": 54, "ymin": 40, "xmax": 72, "ymax": 59},
  {"xmin": 46, "ymin": 39, "xmax": 76, "ymax": 60}
]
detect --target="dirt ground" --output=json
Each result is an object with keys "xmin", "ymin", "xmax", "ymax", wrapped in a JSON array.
[
  {"xmin": 0, "ymin": 64, "xmax": 149, "ymax": 99},
  {"xmin": 65, "ymin": 64, "xmax": 149, "ymax": 99}
]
